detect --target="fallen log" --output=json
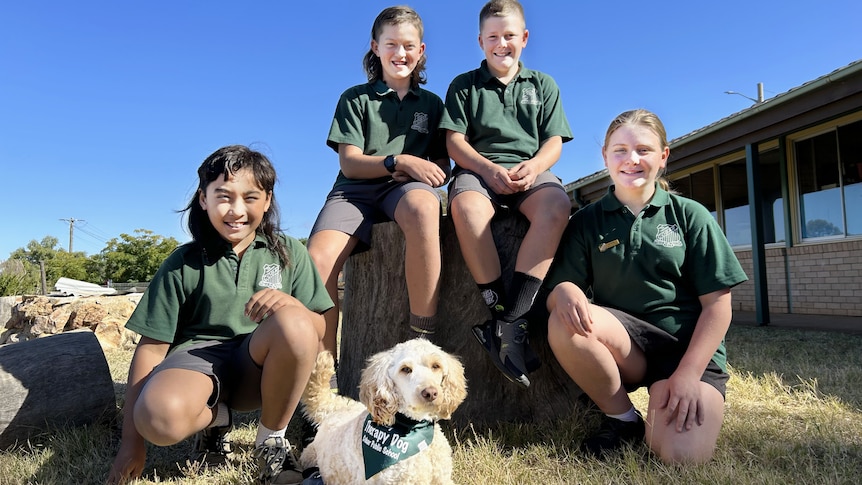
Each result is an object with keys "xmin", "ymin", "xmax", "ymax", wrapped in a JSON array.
[
  {"xmin": 339, "ymin": 216, "xmax": 583, "ymax": 426},
  {"xmin": 0, "ymin": 329, "xmax": 116, "ymax": 449}
]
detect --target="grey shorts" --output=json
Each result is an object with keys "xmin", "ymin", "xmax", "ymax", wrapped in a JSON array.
[
  {"xmin": 605, "ymin": 307, "xmax": 730, "ymax": 398},
  {"xmin": 152, "ymin": 335, "xmax": 263, "ymax": 412},
  {"xmin": 310, "ymin": 179, "xmax": 441, "ymax": 254},
  {"xmin": 447, "ymin": 169, "xmax": 565, "ymax": 213}
]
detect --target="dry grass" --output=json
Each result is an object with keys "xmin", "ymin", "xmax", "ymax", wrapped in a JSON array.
[{"xmin": 1, "ymin": 324, "xmax": 860, "ymax": 484}]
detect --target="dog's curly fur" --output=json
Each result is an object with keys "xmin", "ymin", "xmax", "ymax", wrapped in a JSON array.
[{"xmin": 300, "ymin": 338, "xmax": 467, "ymax": 485}]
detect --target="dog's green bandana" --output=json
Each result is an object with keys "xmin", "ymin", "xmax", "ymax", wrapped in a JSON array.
[{"xmin": 361, "ymin": 412, "xmax": 434, "ymax": 479}]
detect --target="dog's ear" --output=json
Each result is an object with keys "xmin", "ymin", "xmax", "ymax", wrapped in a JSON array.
[
  {"xmin": 437, "ymin": 352, "xmax": 468, "ymax": 419},
  {"xmin": 358, "ymin": 348, "xmax": 400, "ymax": 426}
]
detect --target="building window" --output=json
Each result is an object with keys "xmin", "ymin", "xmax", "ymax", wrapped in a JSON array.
[
  {"xmin": 763, "ymin": 149, "xmax": 786, "ymax": 244},
  {"xmin": 672, "ymin": 148, "xmax": 783, "ymax": 247},
  {"xmin": 839, "ymin": 120, "xmax": 862, "ymax": 236},
  {"xmin": 794, "ymin": 120, "xmax": 862, "ymax": 239},
  {"xmin": 719, "ymin": 160, "xmax": 749, "ymax": 246},
  {"xmin": 672, "ymin": 168, "xmax": 717, "ymax": 217}
]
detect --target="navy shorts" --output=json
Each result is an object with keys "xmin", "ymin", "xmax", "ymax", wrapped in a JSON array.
[
  {"xmin": 310, "ymin": 179, "xmax": 440, "ymax": 254},
  {"xmin": 605, "ymin": 307, "xmax": 730, "ymax": 399},
  {"xmin": 447, "ymin": 169, "xmax": 565, "ymax": 213},
  {"xmin": 151, "ymin": 335, "xmax": 263, "ymax": 412}
]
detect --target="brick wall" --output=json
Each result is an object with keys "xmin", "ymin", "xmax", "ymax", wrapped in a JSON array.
[{"xmin": 733, "ymin": 239, "xmax": 862, "ymax": 316}]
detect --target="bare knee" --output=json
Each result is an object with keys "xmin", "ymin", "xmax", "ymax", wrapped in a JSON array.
[
  {"xmin": 450, "ymin": 192, "xmax": 493, "ymax": 226},
  {"xmin": 526, "ymin": 192, "xmax": 570, "ymax": 231},
  {"xmin": 306, "ymin": 232, "xmax": 353, "ymax": 284},
  {"xmin": 307, "ymin": 245, "xmax": 339, "ymax": 281},
  {"xmin": 397, "ymin": 197, "xmax": 441, "ymax": 239},
  {"xmin": 547, "ymin": 315, "xmax": 593, "ymax": 353},
  {"xmin": 646, "ymin": 381, "xmax": 724, "ymax": 464},
  {"xmin": 260, "ymin": 306, "xmax": 319, "ymax": 358},
  {"xmin": 134, "ymin": 392, "xmax": 193, "ymax": 445},
  {"xmin": 657, "ymin": 441, "xmax": 715, "ymax": 464}
]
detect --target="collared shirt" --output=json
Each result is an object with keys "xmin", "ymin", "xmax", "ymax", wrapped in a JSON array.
[
  {"xmin": 440, "ymin": 61, "xmax": 573, "ymax": 168},
  {"xmin": 126, "ymin": 234, "xmax": 333, "ymax": 351},
  {"xmin": 545, "ymin": 185, "xmax": 748, "ymax": 371},
  {"xmin": 327, "ymin": 80, "xmax": 447, "ymax": 188}
]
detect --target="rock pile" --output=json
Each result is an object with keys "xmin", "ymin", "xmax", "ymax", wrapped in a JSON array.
[{"xmin": 1, "ymin": 294, "xmax": 142, "ymax": 350}]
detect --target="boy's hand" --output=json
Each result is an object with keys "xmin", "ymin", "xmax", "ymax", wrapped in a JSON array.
[
  {"xmin": 246, "ymin": 288, "xmax": 302, "ymax": 322},
  {"xmin": 507, "ymin": 161, "xmax": 540, "ymax": 192},
  {"xmin": 481, "ymin": 163, "xmax": 519, "ymax": 195}
]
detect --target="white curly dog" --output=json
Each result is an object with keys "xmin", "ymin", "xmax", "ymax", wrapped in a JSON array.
[{"xmin": 300, "ymin": 338, "xmax": 468, "ymax": 485}]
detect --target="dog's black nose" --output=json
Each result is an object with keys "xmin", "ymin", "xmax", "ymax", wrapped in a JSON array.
[{"xmin": 421, "ymin": 387, "xmax": 438, "ymax": 401}]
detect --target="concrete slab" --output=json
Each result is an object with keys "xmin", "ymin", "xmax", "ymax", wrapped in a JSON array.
[{"xmin": 732, "ymin": 311, "xmax": 862, "ymax": 335}]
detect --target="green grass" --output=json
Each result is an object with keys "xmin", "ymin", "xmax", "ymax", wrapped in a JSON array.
[{"xmin": 2, "ymin": 324, "xmax": 861, "ymax": 484}]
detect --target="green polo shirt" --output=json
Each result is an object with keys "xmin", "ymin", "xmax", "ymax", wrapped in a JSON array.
[
  {"xmin": 327, "ymin": 80, "xmax": 448, "ymax": 188},
  {"xmin": 439, "ymin": 61, "xmax": 573, "ymax": 169},
  {"xmin": 545, "ymin": 186, "xmax": 748, "ymax": 371},
  {"xmin": 125, "ymin": 234, "xmax": 333, "ymax": 351}
]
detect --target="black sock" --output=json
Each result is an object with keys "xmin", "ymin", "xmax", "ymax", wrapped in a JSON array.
[
  {"xmin": 477, "ymin": 278, "xmax": 506, "ymax": 320},
  {"xmin": 502, "ymin": 272, "xmax": 542, "ymax": 323}
]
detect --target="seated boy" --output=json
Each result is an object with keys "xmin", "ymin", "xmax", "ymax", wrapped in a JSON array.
[{"xmin": 440, "ymin": 0, "xmax": 573, "ymax": 388}]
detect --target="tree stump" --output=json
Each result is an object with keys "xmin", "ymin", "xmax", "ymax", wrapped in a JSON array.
[
  {"xmin": 339, "ymin": 216, "xmax": 583, "ymax": 427},
  {"xmin": 0, "ymin": 329, "xmax": 116, "ymax": 449}
]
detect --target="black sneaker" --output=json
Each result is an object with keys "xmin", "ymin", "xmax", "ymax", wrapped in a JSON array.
[
  {"xmin": 471, "ymin": 320, "xmax": 532, "ymax": 388},
  {"xmin": 497, "ymin": 318, "xmax": 542, "ymax": 386},
  {"xmin": 189, "ymin": 410, "xmax": 233, "ymax": 466},
  {"xmin": 581, "ymin": 412, "xmax": 645, "ymax": 458},
  {"xmin": 253, "ymin": 436, "xmax": 303, "ymax": 484}
]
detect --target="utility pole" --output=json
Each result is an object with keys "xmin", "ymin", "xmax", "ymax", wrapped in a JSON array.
[
  {"xmin": 59, "ymin": 218, "xmax": 83, "ymax": 252},
  {"xmin": 725, "ymin": 82, "xmax": 765, "ymax": 104}
]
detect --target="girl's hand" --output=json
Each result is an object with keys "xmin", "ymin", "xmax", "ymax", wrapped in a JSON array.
[
  {"xmin": 548, "ymin": 282, "xmax": 593, "ymax": 336},
  {"xmin": 245, "ymin": 288, "xmax": 301, "ymax": 323},
  {"xmin": 656, "ymin": 369, "xmax": 704, "ymax": 432},
  {"xmin": 395, "ymin": 154, "xmax": 447, "ymax": 187},
  {"xmin": 105, "ymin": 439, "xmax": 146, "ymax": 485}
]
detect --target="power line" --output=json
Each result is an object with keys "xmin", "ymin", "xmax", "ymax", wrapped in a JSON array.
[{"xmin": 77, "ymin": 221, "xmax": 113, "ymax": 241}]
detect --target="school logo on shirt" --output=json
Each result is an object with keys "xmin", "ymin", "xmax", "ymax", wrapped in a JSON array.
[
  {"xmin": 258, "ymin": 263, "xmax": 283, "ymax": 289},
  {"xmin": 655, "ymin": 224, "xmax": 683, "ymax": 248},
  {"xmin": 520, "ymin": 87, "xmax": 540, "ymax": 106},
  {"xmin": 411, "ymin": 112, "xmax": 430, "ymax": 134}
]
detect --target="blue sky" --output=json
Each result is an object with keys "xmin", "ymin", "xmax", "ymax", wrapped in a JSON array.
[{"xmin": 1, "ymin": 0, "xmax": 860, "ymax": 259}]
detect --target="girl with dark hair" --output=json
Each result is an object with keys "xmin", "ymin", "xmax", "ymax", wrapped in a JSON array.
[{"xmin": 107, "ymin": 145, "xmax": 332, "ymax": 485}]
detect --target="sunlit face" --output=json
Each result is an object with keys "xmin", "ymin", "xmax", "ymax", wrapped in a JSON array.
[
  {"xmin": 198, "ymin": 168, "xmax": 271, "ymax": 255},
  {"xmin": 371, "ymin": 22, "xmax": 425, "ymax": 86},
  {"xmin": 478, "ymin": 15, "xmax": 528, "ymax": 78},
  {"xmin": 603, "ymin": 124, "xmax": 670, "ymax": 191}
]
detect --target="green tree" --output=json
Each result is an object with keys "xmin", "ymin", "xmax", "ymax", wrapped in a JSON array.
[
  {"xmin": 100, "ymin": 229, "xmax": 179, "ymax": 283},
  {"xmin": 0, "ymin": 259, "xmax": 40, "ymax": 296},
  {"xmin": 6, "ymin": 236, "xmax": 95, "ymax": 289},
  {"xmin": 9, "ymin": 236, "xmax": 63, "ymax": 265}
]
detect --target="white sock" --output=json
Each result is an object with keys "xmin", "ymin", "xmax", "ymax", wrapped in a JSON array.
[
  {"xmin": 209, "ymin": 402, "xmax": 230, "ymax": 428},
  {"xmin": 607, "ymin": 406, "xmax": 639, "ymax": 423},
  {"xmin": 255, "ymin": 423, "xmax": 287, "ymax": 447}
]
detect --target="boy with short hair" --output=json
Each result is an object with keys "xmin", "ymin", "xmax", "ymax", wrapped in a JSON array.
[{"xmin": 440, "ymin": 0, "xmax": 572, "ymax": 388}]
